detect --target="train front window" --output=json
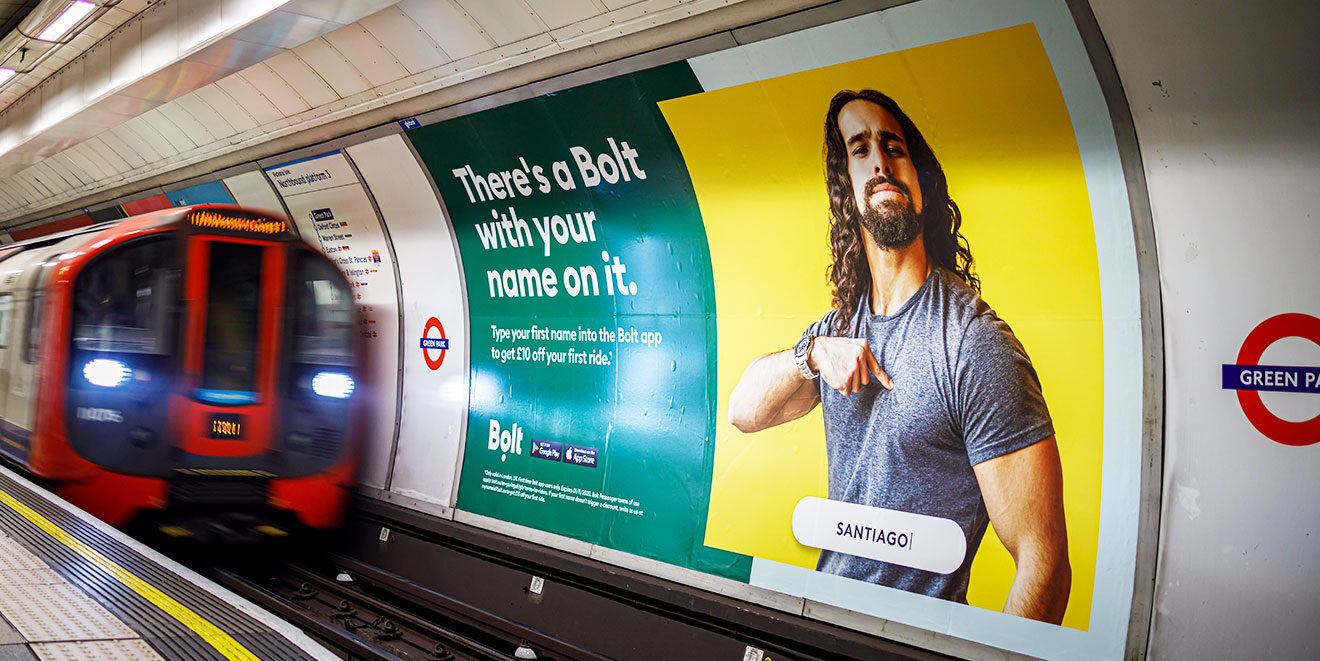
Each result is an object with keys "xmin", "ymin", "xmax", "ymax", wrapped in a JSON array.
[
  {"xmin": 202, "ymin": 242, "xmax": 262, "ymax": 392},
  {"xmin": 293, "ymin": 253, "xmax": 352, "ymax": 366},
  {"xmin": 72, "ymin": 236, "xmax": 178, "ymax": 355}
]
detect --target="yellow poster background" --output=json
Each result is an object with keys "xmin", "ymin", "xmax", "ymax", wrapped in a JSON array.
[{"xmin": 660, "ymin": 24, "xmax": 1102, "ymax": 630}]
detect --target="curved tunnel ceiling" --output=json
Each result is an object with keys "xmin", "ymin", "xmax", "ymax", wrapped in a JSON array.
[{"xmin": 0, "ymin": 0, "xmax": 819, "ymax": 230}]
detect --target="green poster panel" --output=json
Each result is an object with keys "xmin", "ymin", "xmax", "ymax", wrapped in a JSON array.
[{"xmin": 408, "ymin": 63, "xmax": 749, "ymax": 580}]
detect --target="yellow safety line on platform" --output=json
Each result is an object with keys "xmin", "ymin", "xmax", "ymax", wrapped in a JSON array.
[{"xmin": 0, "ymin": 488, "xmax": 260, "ymax": 661}]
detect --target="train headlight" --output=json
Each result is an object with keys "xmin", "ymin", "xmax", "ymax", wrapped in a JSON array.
[
  {"xmin": 84, "ymin": 359, "xmax": 130, "ymax": 387},
  {"xmin": 311, "ymin": 372, "xmax": 354, "ymax": 399}
]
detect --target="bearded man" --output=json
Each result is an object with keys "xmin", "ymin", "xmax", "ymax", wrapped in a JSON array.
[{"xmin": 728, "ymin": 89, "xmax": 1070, "ymax": 623}]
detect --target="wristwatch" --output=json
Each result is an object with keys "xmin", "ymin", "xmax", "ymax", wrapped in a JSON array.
[{"xmin": 794, "ymin": 333, "xmax": 818, "ymax": 379}]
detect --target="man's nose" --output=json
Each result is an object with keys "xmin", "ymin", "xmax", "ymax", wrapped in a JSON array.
[{"xmin": 871, "ymin": 150, "xmax": 893, "ymax": 176}]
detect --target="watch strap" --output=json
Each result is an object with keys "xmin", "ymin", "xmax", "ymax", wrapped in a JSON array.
[{"xmin": 795, "ymin": 334, "xmax": 818, "ymax": 379}]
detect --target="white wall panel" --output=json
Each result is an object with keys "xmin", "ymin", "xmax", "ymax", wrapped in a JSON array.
[
  {"xmin": 108, "ymin": 19, "xmax": 145, "ymax": 93},
  {"xmin": 194, "ymin": 86, "xmax": 258, "ymax": 133},
  {"xmin": 17, "ymin": 171, "xmax": 47, "ymax": 200},
  {"xmin": 173, "ymin": 92, "xmax": 237, "ymax": 140},
  {"xmin": 19, "ymin": 177, "xmax": 43, "ymax": 204},
  {"xmin": 262, "ymin": 151, "xmax": 403, "ymax": 491},
  {"xmin": 118, "ymin": 116, "xmax": 171, "ymax": 161},
  {"xmin": 33, "ymin": 163, "xmax": 68, "ymax": 194},
  {"xmin": 456, "ymin": 0, "xmax": 543, "ymax": 46},
  {"xmin": 397, "ymin": 0, "xmax": 492, "ymax": 60},
  {"xmin": 155, "ymin": 103, "xmax": 216, "ymax": 146},
  {"xmin": 6, "ymin": 177, "xmax": 33, "ymax": 204},
  {"xmin": 20, "ymin": 176, "xmax": 45, "ymax": 202},
  {"xmin": 524, "ymin": 0, "xmax": 600, "ymax": 30},
  {"xmin": 138, "ymin": 1, "xmax": 181, "ymax": 74},
  {"xmin": 101, "ymin": 123, "xmax": 146, "ymax": 166},
  {"xmin": 40, "ymin": 64, "xmax": 85, "ymax": 135},
  {"xmin": 222, "ymin": 169, "xmax": 283, "ymax": 212},
  {"xmin": 0, "ymin": 120, "xmax": 13, "ymax": 160},
  {"xmin": 78, "ymin": 142, "xmax": 117, "ymax": 179},
  {"xmin": 347, "ymin": 134, "xmax": 468, "ymax": 508},
  {"xmin": 2, "ymin": 189, "xmax": 26, "ymax": 209},
  {"xmin": 72, "ymin": 148, "xmax": 107, "ymax": 183},
  {"xmin": 70, "ymin": 144, "xmax": 111, "ymax": 182},
  {"xmin": 1092, "ymin": 1, "xmax": 1320, "ymax": 659},
  {"xmin": 264, "ymin": 51, "xmax": 339, "ymax": 109},
  {"xmin": 357, "ymin": 8, "xmax": 448, "ymax": 74},
  {"xmin": 283, "ymin": 0, "xmax": 399, "ymax": 25},
  {"xmin": 35, "ymin": 157, "xmax": 74, "ymax": 191},
  {"xmin": 228, "ymin": 10, "xmax": 330, "ymax": 51},
  {"xmin": 119, "ymin": 0, "xmax": 152, "ymax": 15},
  {"xmin": 322, "ymin": 24, "xmax": 409, "ymax": 88},
  {"xmin": 31, "ymin": 171, "xmax": 57, "ymax": 197},
  {"xmin": 46, "ymin": 153, "xmax": 90, "ymax": 188},
  {"xmin": 82, "ymin": 44, "xmax": 115, "ymax": 102},
  {"xmin": 45, "ymin": 163, "xmax": 78, "ymax": 193},
  {"xmin": 291, "ymin": 38, "xmax": 370, "ymax": 99},
  {"xmin": 84, "ymin": 136, "xmax": 135, "ymax": 172},
  {"xmin": 62, "ymin": 153, "xmax": 96, "ymax": 188},
  {"xmin": 238, "ymin": 64, "xmax": 310, "ymax": 117},
  {"xmin": 26, "ymin": 166, "xmax": 59, "ymax": 197},
  {"xmin": 177, "ymin": 0, "xmax": 227, "ymax": 53},
  {"xmin": 8, "ymin": 95, "xmax": 36, "ymax": 141},
  {"xmin": 48, "ymin": 160, "xmax": 80, "ymax": 190},
  {"xmin": 214, "ymin": 74, "xmax": 284, "ymax": 125},
  {"xmin": 79, "ymin": 15, "xmax": 118, "ymax": 43},
  {"xmin": 42, "ymin": 49, "xmax": 74, "ymax": 72},
  {"xmin": 11, "ymin": 178, "xmax": 38, "ymax": 205},
  {"xmin": 221, "ymin": 0, "xmax": 292, "ymax": 29},
  {"xmin": 6, "ymin": 177, "xmax": 31, "ymax": 204}
]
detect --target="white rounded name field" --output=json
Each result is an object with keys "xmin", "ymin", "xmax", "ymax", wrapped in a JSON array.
[{"xmin": 791, "ymin": 496, "xmax": 967, "ymax": 575}]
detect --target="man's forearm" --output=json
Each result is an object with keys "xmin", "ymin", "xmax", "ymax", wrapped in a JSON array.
[
  {"xmin": 728, "ymin": 349, "xmax": 814, "ymax": 432},
  {"xmin": 1003, "ymin": 547, "xmax": 1070, "ymax": 624}
]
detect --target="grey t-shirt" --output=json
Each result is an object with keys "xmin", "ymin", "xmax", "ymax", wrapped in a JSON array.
[{"xmin": 809, "ymin": 267, "xmax": 1053, "ymax": 603}]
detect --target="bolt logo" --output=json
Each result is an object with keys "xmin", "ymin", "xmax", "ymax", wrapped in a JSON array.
[
  {"xmin": 1221, "ymin": 313, "xmax": 1320, "ymax": 446},
  {"xmin": 488, "ymin": 419, "xmax": 524, "ymax": 459},
  {"xmin": 419, "ymin": 317, "xmax": 449, "ymax": 370}
]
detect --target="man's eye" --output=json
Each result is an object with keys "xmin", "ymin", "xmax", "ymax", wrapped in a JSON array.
[
  {"xmin": 852, "ymin": 146, "xmax": 868, "ymax": 157},
  {"xmin": 886, "ymin": 146, "xmax": 906, "ymax": 157}
]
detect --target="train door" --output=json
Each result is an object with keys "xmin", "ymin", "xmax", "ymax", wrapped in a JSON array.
[
  {"xmin": 2, "ymin": 242, "xmax": 68, "ymax": 459},
  {"xmin": 0, "ymin": 245, "xmax": 26, "ymax": 428},
  {"xmin": 0, "ymin": 292, "xmax": 14, "ymax": 420},
  {"xmin": 174, "ymin": 235, "xmax": 284, "ymax": 473}
]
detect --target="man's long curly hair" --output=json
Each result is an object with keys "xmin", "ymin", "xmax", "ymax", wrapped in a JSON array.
[{"xmin": 824, "ymin": 89, "xmax": 978, "ymax": 335}]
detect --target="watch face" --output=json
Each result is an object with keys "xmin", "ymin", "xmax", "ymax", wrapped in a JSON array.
[{"xmin": 794, "ymin": 334, "xmax": 812, "ymax": 357}]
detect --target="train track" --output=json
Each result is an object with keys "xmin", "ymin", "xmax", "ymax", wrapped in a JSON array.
[{"xmin": 209, "ymin": 556, "xmax": 569, "ymax": 660}]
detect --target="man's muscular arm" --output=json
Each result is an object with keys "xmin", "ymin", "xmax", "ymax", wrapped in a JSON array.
[
  {"xmin": 972, "ymin": 436, "xmax": 1070, "ymax": 623},
  {"xmin": 727, "ymin": 349, "xmax": 819, "ymax": 433},
  {"xmin": 728, "ymin": 337, "xmax": 891, "ymax": 433}
]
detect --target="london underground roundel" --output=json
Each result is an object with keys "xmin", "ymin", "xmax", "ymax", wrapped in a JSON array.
[
  {"xmin": 420, "ymin": 317, "xmax": 449, "ymax": 371},
  {"xmin": 1221, "ymin": 313, "xmax": 1320, "ymax": 446}
]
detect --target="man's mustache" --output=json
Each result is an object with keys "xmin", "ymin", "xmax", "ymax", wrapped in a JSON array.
[{"xmin": 863, "ymin": 175, "xmax": 912, "ymax": 201}]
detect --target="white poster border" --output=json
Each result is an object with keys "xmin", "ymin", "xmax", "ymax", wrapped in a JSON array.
[{"xmin": 686, "ymin": 0, "xmax": 1145, "ymax": 658}]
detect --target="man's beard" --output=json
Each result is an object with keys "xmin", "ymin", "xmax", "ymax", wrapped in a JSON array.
[{"xmin": 857, "ymin": 176, "xmax": 921, "ymax": 249}]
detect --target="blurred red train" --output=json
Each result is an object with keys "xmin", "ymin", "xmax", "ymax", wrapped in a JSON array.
[{"xmin": 0, "ymin": 205, "xmax": 364, "ymax": 537}]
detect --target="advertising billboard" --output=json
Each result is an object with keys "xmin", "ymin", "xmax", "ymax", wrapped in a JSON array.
[{"xmin": 405, "ymin": 0, "xmax": 1147, "ymax": 657}]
